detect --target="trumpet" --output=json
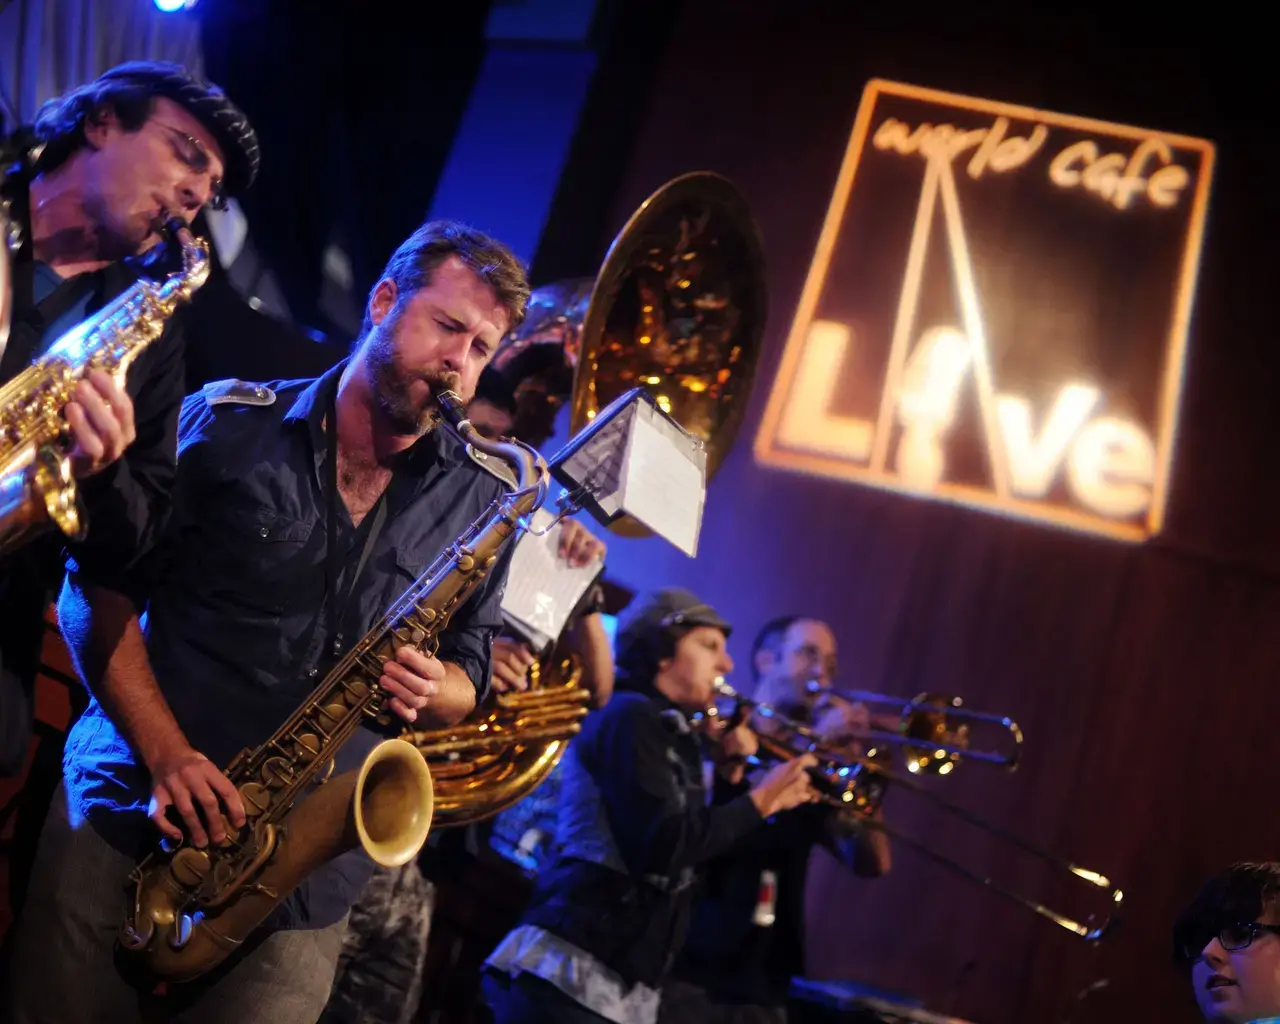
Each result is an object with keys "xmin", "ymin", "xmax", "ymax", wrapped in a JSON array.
[
  {"xmin": 805, "ymin": 682, "xmax": 1024, "ymax": 775},
  {"xmin": 694, "ymin": 683, "xmax": 887, "ymax": 816},
  {"xmin": 710, "ymin": 680, "xmax": 1123, "ymax": 942}
]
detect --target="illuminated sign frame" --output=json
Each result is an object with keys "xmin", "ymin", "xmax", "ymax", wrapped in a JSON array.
[{"xmin": 754, "ymin": 79, "xmax": 1215, "ymax": 542}]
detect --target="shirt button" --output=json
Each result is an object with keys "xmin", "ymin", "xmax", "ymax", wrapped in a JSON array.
[
  {"xmin": 259, "ymin": 525, "xmax": 269, "ymax": 538},
  {"xmin": 309, "ymin": 668, "xmax": 319, "ymax": 678}
]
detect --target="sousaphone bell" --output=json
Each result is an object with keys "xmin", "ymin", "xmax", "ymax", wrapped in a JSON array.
[{"xmin": 405, "ymin": 173, "xmax": 769, "ymax": 826}]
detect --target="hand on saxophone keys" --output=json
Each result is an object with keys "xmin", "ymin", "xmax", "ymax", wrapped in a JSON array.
[
  {"xmin": 379, "ymin": 645, "xmax": 442, "ymax": 723},
  {"xmin": 147, "ymin": 743, "xmax": 247, "ymax": 848},
  {"xmin": 65, "ymin": 368, "xmax": 137, "ymax": 477}
]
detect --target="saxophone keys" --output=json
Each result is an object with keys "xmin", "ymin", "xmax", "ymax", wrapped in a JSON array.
[
  {"xmin": 294, "ymin": 733, "xmax": 323, "ymax": 762},
  {"xmin": 456, "ymin": 553, "xmax": 475, "ymax": 572},
  {"xmin": 318, "ymin": 702, "xmax": 347, "ymax": 729},
  {"xmin": 259, "ymin": 757, "xmax": 294, "ymax": 790},
  {"xmin": 345, "ymin": 679, "xmax": 371, "ymax": 701},
  {"xmin": 169, "ymin": 912, "xmax": 195, "ymax": 951},
  {"xmin": 391, "ymin": 625, "xmax": 427, "ymax": 647},
  {"xmin": 170, "ymin": 847, "xmax": 212, "ymax": 887},
  {"xmin": 240, "ymin": 781, "xmax": 272, "ymax": 816}
]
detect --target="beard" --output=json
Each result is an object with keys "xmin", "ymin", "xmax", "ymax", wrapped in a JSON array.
[{"xmin": 365, "ymin": 317, "xmax": 462, "ymax": 436}]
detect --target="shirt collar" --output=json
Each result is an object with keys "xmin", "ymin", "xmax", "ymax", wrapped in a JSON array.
[{"xmin": 284, "ymin": 357, "xmax": 467, "ymax": 474}]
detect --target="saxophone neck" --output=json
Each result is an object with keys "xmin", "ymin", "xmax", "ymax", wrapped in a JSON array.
[
  {"xmin": 156, "ymin": 218, "xmax": 212, "ymax": 305},
  {"xmin": 436, "ymin": 389, "xmax": 547, "ymax": 495}
]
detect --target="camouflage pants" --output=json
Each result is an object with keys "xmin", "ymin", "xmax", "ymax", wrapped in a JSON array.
[{"xmin": 318, "ymin": 861, "xmax": 438, "ymax": 1024}]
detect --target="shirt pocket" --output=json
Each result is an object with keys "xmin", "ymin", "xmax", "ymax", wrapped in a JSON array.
[{"xmin": 199, "ymin": 503, "xmax": 316, "ymax": 621}]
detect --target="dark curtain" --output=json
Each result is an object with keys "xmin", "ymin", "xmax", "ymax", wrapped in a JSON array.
[
  {"xmin": 581, "ymin": 5, "xmax": 1280, "ymax": 1023},
  {"xmin": 195, "ymin": 0, "xmax": 494, "ymax": 337}
]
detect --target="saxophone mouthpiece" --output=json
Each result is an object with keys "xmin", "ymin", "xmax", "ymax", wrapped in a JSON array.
[
  {"xmin": 435, "ymin": 390, "xmax": 467, "ymax": 426},
  {"xmin": 160, "ymin": 215, "xmax": 190, "ymax": 244}
]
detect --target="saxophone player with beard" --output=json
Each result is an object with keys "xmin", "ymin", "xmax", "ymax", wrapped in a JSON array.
[
  {"xmin": 319, "ymin": 365, "xmax": 614, "ymax": 1024},
  {"xmin": 3, "ymin": 221, "xmax": 530, "ymax": 1024},
  {"xmin": 0, "ymin": 62, "xmax": 259, "ymax": 784}
]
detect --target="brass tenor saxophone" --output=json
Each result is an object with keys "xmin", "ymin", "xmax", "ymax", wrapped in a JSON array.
[
  {"xmin": 118, "ymin": 392, "xmax": 548, "ymax": 983},
  {"xmin": 0, "ymin": 218, "xmax": 210, "ymax": 556}
]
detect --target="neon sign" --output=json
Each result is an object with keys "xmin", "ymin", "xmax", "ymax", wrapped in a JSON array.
[{"xmin": 754, "ymin": 79, "xmax": 1214, "ymax": 541}]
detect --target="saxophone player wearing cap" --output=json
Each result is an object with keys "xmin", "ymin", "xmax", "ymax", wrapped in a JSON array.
[
  {"xmin": 0, "ymin": 61, "xmax": 260, "ymax": 775},
  {"xmin": 0, "ymin": 67, "xmax": 260, "ymax": 950},
  {"xmin": 481, "ymin": 588, "xmax": 820, "ymax": 1024}
]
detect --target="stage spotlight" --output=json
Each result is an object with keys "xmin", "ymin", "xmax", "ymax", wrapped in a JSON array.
[{"xmin": 154, "ymin": 0, "xmax": 197, "ymax": 11}]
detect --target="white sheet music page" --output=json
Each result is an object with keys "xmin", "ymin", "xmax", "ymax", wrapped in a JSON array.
[
  {"xmin": 617, "ymin": 400, "xmax": 707, "ymax": 557},
  {"xmin": 500, "ymin": 508, "xmax": 604, "ymax": 651}
]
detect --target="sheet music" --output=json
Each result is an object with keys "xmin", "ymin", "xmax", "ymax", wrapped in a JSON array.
[
  {"xmin": 618, "ymin": 401, "xmax": 707, "ymax": 557},
  {"xmin": 500, "ymin": 508, "xmax": 604, "ymax": 650},
  {"xmin": 555, "ymin": 402, "xmax": 637, "ymax": 517}
]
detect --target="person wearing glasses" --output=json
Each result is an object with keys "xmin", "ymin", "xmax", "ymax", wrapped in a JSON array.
[
  {"xmin": 661, "ymin": 615, "xmax": 892, "ymax": 1024},
  {"xmin": 0, "ymin": 61, "xmax": 259, "ymax": 923},
  {"xmin": 1173, "ymin": 862, "xmax": 1280, "ymax": 1023}
]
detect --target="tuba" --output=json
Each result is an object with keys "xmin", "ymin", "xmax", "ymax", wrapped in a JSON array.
[
  {"xmin": 0, "ymin": 208, "xmax": 211, "ymax": 557},
  {"xmin": 118, "ymin": 393, "xmax": 549, "ymax": 983},
  {"xmin": 404, "ymin": 171, "xmax": 767, "ymax": 828}
]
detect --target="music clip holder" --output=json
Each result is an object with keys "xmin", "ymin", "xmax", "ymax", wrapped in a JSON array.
[{"xmin": 544, "ymin": 387, "xmax": 708, "ymax": 557}]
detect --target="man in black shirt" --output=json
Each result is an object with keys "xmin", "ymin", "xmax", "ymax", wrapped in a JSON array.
[
  {"xmin": 661, "ymin": 615, "xmax": 892, "ymax": 1024},
  {"xmin": 482, "ymin": 589, "xmax": 821, "ymax": 1024},
  {"xmin": 318, "ymin": 364, "xmax": 614, "ymax": 1024},
  {"xmin": 0, "ymin": 60, "xmax": 260, "ymax": 775}
]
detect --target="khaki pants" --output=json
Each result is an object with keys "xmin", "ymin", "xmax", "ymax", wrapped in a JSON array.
[{"xmin": 3, "ymin": 783, "xmax": 346, "ymax": 1024}]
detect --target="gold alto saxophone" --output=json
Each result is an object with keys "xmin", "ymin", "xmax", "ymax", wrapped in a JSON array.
[
  {"xmin": 0, "ymin": 218, "xmax": 211, "ymax": 556},
  {"xmin": 118, "ymin": 391, "xmax": 549, "ymax": 983}
]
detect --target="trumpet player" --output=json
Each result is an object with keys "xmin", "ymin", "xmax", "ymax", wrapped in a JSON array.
[
  {"xmin": 661, "ymin": 615, "xmax": 892, "ymax": 1024},
  {"xmin": 1174, "ymin": 862, "xmax": 1280, "ymax": 1024},
  {"xmin": 482, "ymin": 588, "xmax": 820, "ymax": 1024},
  {"xmin": 3, "ymin": 220, "xmax": 530, "ymax": 1024},
  {"xmin": 0, "ymin": 60, "xmax": 259, "ymax": 776}
]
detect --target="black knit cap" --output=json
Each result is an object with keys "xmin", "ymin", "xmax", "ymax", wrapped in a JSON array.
[
  {"xmin": 72, "ymin": 61, "xmax": 259, "ymax": 196},
  {"xmin": 614, "ymin": 588, "xmax": 732, "ymax": 691}
]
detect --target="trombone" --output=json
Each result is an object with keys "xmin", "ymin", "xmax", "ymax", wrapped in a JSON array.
[
  {"xmin": 710, "ymin": 680, "xmax": 1123, "ymax": 943},
  {"xmin": 805, "ymin": 682, "xmax": 1024, "ymax": 775}
]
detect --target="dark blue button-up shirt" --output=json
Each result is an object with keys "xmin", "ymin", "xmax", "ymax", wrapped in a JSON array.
[{"xmin": 62, "ymin": 359, "xmax": 513, "ymax": 930}]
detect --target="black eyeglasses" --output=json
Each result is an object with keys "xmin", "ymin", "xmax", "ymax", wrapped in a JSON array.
[
  {"xmin": 154, "ymin": 122, "xmax": 226, "ymax": 211},
  {"xmin": 1184, "ymin": 922, "xmax": 1280, "ymax": 963}
]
